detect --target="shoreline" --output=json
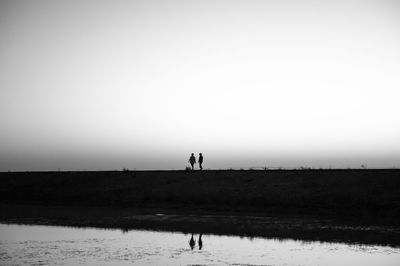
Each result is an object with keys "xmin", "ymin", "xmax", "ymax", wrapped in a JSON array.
[{"xmin": 1, "ymin": 204, "xmax": 400, "ymax": 247}]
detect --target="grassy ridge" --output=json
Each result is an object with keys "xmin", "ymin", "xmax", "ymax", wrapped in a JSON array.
[{"xmin": 1, "ymin": 169, "xmax": 399, "ymax": 220}]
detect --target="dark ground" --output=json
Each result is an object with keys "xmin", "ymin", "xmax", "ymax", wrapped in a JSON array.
[
  {"xmin": 1, "ymin": 169, "xmax": 400, "ymax": 246},
  {"xmin": 1, "ymin": 169, "xmax": 399, "ymax": 219}
]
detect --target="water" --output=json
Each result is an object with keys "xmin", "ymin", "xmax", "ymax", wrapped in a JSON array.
[{"xmin": 0, "ymin": 223, "xmax": 399, "ymax": 266}]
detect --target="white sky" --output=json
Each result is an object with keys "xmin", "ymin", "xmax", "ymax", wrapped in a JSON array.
[{"xmin": 1, "ymin": 0, "xmax": 400, "ymax": 170}]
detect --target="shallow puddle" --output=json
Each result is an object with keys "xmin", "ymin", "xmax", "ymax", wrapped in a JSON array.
[{"xmin": 0, "ymin": 223, "xmax": 399, "ymax": 265}]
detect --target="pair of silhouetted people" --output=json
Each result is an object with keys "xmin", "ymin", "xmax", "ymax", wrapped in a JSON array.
[
  {"xmin": 188, "ymin": 153, "xmax": 203, "ymax": 170},
  {"xmin": 189, "ymin": 233, "xmax": 203, "ymax": 250}
]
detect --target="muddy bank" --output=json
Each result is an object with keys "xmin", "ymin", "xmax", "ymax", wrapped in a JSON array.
[
  {"xmin": 1, "ymin": 204, "xmax": 400, "ymax": 247},
  {"xmin": 1, "ymin": 169, "xmax": 400, "ymax": 221}
]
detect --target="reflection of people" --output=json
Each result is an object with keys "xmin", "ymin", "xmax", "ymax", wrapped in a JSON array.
[
  {"xmin": 198, "ymin": 233, "xmax": 203, "ymax": 250},
  {"xmin": 198, "ymin": 153, "xmax": 203, "ymax": 170},
  {"xmin": 189, "ymin": 233, "xmax": 195, "ymax": 250},
  {"xmin": 188, "ymin": 153, "xmax": 196, "ymax": 170}
]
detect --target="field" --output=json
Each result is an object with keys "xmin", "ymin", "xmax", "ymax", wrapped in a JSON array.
[{"xmin": 1, "ymin": 169, "xmax": 399, "ymax": 220}]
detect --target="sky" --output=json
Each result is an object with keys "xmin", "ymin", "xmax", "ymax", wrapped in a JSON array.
[{"xmin": 1, "ymin": 0, "xmax": 400, "ymax": 171}]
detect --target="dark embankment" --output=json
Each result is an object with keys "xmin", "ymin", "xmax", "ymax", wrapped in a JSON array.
[{"xmin": 1, "ymin": 169, "xmax": 400, "ymax": 221}]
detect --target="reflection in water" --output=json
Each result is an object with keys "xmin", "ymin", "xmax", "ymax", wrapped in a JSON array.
[
  {"xmin": 1, "ymin": 223, "xmax": 400, "ymax": 266},
  {"xmin": 189, "ymin": 233, "xmax": 195, "ymax": 250},
  {"xmin": 188, "ymin": 233, "xmax": 204, "ymax": 250},
  {"xmin": 199, "ymin": 233, "xmax": 203, "ymax": 250}
]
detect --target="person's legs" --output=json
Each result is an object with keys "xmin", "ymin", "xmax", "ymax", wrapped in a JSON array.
[
  {"xmin": 199, "ymin": 163, "xmax": 203, "ymax": 170},
  {"xmin": 191, "ymin": 163, "xmax": 194, "ymax": 170}
]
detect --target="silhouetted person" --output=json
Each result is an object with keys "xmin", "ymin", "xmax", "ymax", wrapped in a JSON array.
[
  {"xmin": 198, "ymin": 233, "xmax": 203, "ymax": 250},
  {"xmin": 198, "ymin": 153, "xmax": 203, "ymax": 170},
  {"xmin": 189, "ymin": 233, "xmax": 195, "ymax": 250},
  {"xmin": 188, "ymin": 153, "xmax": 196, "ymax": 170}
]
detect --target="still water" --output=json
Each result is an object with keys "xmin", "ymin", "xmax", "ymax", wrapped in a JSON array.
[{"xmin": 0, "ymin": 223, "xmax": 399, "ymax": 266}]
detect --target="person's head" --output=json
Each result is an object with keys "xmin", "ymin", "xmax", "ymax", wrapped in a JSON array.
[
  {"xmin": 191, "ymin": 153, "xmax": 194, "ymax": 156},
  {"xmin": 199, "ymin": 153, "xmax": 202, "ymax": 156}
]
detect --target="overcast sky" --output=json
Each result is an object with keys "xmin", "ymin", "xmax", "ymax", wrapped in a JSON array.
[{"xmin": 1, "ymin": 0, "xmax": 400, "ymax": 171}]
